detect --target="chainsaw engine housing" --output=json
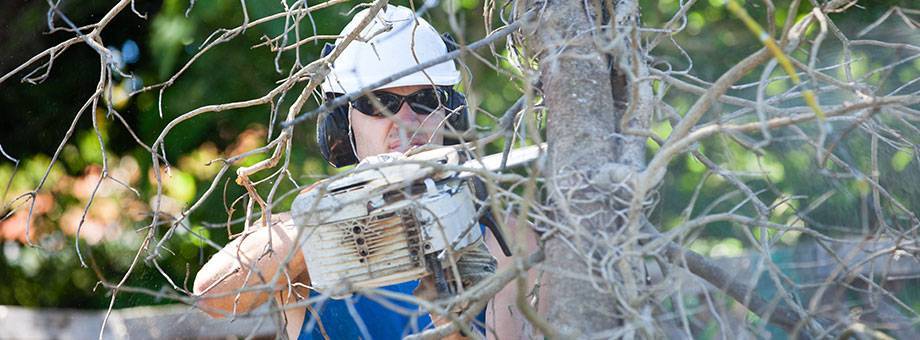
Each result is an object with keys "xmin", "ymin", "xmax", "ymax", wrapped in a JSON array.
[{"xmin": 292, "ymin": 151, "xmax": 481, "ymax": 297}]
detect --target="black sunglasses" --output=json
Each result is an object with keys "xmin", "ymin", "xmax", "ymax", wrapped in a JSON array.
[{"xmin": 350, "ymin": 87, "xmax": 449, "ymax": 117}]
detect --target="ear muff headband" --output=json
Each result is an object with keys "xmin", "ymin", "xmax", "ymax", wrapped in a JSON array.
[{"xmin": 316, "ymin": 34, "xmax": 470, "ymax": 168}]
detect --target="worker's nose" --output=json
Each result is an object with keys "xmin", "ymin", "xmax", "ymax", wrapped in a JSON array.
[{"xmin": 394, "ymin": 101, "xmax": 422, "ymax": 125}]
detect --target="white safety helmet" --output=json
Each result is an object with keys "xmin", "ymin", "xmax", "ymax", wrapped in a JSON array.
[{"xmin": 320, "ymin": 5, "xmax": 461, "ymax": 94}]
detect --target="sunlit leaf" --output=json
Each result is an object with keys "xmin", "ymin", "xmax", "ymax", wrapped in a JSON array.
[{"xmin": 891, "ymin": 149, "xmax": 914, "ymax": 172}]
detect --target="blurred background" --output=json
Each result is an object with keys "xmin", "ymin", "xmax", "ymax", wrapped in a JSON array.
[{"xmin": 1, "ymin": 0, "xmax": 918, "ymax": 337}]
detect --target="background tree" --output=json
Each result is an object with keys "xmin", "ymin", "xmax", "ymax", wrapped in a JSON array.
[{"xmin": 1, "ymin": 0, "xmax": 918, "ymax": 338}]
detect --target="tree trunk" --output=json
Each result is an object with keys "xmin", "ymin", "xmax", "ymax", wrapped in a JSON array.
[{"xmin": 521, "ymin": 0, "xmax": 652, "ymax": 336}]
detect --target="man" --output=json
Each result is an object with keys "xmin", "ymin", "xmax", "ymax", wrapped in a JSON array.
[{"xmin": 194, "ymin": 5, "xmax": 524, "ymax": 339}]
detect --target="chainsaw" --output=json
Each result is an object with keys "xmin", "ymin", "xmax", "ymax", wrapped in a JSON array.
[{"xmin": 291, "ymin": 143, "xmax": 545, "ymax": 298}]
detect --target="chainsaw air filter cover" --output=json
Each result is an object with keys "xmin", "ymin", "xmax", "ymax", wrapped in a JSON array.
[{"xmin": 291, "ymin": 147, "xmax": 481, "ymax": 298}]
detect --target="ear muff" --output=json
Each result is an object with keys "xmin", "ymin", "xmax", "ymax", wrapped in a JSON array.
[
  {"xmin": 316, "ymin": 93, "xmax": 358, "ymax": 168},
  {"xmin": 441, "ymin": 86, "xmax": 469, "ymax": 145},
  {"xmin": 437, "ymin": 33, "xmax": 470, "ymax": 145},
  {"xmin": 317, "ymin": 43, "xmax": 358, "ymax": 168}
]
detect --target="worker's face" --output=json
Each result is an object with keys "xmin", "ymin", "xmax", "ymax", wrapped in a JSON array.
[{"xmin": 349, "ymin": 85, "xmax": 446, "ymax": 160}]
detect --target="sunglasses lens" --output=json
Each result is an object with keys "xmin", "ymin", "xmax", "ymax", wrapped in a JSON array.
[
  {"xmin": 351, "ymin": 88, "xmax": 448, "ymax": 117},
  {"xmin": 407, "ymin": 88, "xmax": 445, "ymax": 115},
  {"xmin": 353, "ymin": 93, "xmax": 402, "ymax": 117}
]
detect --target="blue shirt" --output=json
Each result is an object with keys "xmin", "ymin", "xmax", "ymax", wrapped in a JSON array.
[
  {"xmin": 299, "ymin": 223, "xmax": 491, "ymax": 339},
  {"xmin": 297, "ymin": 280, "xmax": 486, "ymax": 339}
]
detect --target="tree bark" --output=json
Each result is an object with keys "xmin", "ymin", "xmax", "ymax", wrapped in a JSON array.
[{"xmin": 521, "ymin": 0, "xmax": 651, "ymax": 336}]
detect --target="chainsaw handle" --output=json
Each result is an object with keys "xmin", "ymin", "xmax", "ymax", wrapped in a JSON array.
[
  {"xmin": 470, "ymin": 177, "xmax": 513, "ymax": 257},
  {"xmin": 481, "ymin": 211, "xmax": 513, "ymax": 256}
]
